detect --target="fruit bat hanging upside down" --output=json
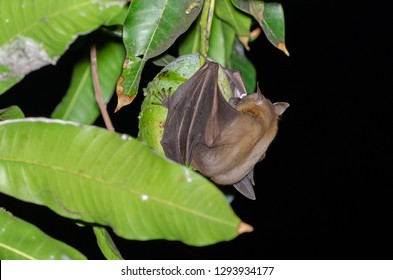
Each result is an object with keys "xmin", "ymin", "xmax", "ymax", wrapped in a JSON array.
[{"xmin": 158, "ymin": 59, "xmax": 289, "ymax": 200}]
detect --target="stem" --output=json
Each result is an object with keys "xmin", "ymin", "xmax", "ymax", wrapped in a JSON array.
[
  {"xmin": 199, "ymin": 0, "xmax": 215, "ymax": 57},
  {"xmin": 90, "ymin": 43, "xmax": 115, "ymax": 132}
]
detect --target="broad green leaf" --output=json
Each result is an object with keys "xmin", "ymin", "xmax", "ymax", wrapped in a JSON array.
[
  {"xmin": 51, "ymin": 39, "xmax": 125, "ymax": 124},
  {"xmin": 0, "ymin": 76, "xmax": 21, "ymax": 95},
  {"xmin": 231, "ymin": 0, "xmax": 264, "ymax": 22},
  {"xmin": 228, "ymin": 40, "xmax": 256, "ymax": 92},
  {"xmin": 178, "ymin": 21, "xmax": 201, "ymax": 56},
  {"xmin": 0, "ymin": 0, "xmax": 128, "ymax": 94},
  {"xmin": 262, "ymin": 3, "xmax": 288, "ymax": 54},
  {"xmin": 93, "ymin": 226, "xmax": 123, "ymax": 260},
  {"xmin": 231, "ymin": 0, "xmax": 289, "ymax": 55},
  {"xmin": 0, "ymin": 106, "xmax": 25, "ymax": 120},
  {"xmin": 215, "ymin": 0, "xmax": 252, "ymax": 49},
  {"xmin": 209, "ymin": 17, "xmax": 236, "ymax": 67},
  {"xmin": 0, "ymin": 209, "xmax": 86, "ymax": 260},
  {"xmin": 104, "ymin": 5, "xmax": 129, "ymax": 26},
  {"xmin": 178, "ymin": 17, "xmax": 236, "ymax": 68},
  {"xmin": 116, "ymin": 0, "xmax": 203, "ymax": 110},
  {"xmin": 0, "ymin": 118, "xmax": 252, "ymax": 246}
]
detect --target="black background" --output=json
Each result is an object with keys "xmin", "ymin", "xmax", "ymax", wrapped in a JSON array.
[{"xmin": 1, "ymin": 1, "xmax": 392, "ymax": 259}]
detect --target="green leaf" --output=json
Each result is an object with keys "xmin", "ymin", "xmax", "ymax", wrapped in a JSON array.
[
  {"xmin": 93, "ymin": 226, "xmax": 123, "ymax": 260},
  {"xmin": 0, "ymin": 118, "xmax": 252, "ymax": 246},
  {"xmin": 0, "ymin": 209, "xmax": 86, "ymax": 260},
  {"xmin": 178, "ymin": 17, "xmax": 236, "ymax": 68},
  {"xmin": 116, "ymin": 0, "xmax": 203, "ymax": 110},
  {"xmin": 178, "ymin": 21, "xmax": 201, "ymax": 56},
  {"xmin": 51, "ymin": 39, "xmax": 125, "ymax": 124},
  {"xmin": 215, "ymin": 0, "xmax": 252, "ymax": 49},
  {"xmin": 209, "ymin": 17, "xmax": 236, "ymax": 67},
  {"xmin": 229, "ymin": 40, "xmax": 256, "ymax": 92},
  {"xmin": 104, "ymin": 5, "xmax": 129, "ymax": 26},
  {"xmin": 0, "ymin": 0, "xmax": 128, "ymax": 94},
  {"xmin": 0, "ymin": 77, "xmax": 21, "ymax": 95},
  {"xmin": 231, "ymin": 0, "xmax": 264, "ymax": 22},
  {"xmin": 260, "ymin": 2, "xmax": 289, "ymax": 55},
  {"xmin": 0, "ymin": 106, "xmax": 25, "ymax": 120},
  {"xmin": 231, "ymin": 0, "xmax": 289, "ymax": 55}
]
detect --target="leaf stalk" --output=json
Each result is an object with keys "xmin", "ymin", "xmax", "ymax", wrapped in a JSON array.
[
  {"xmin": 90, "ymin": 43, "xmax": 115, "ymax": 132},
  {"xmin": 199, "ymin": 0, "xmax": 215, "ymax": 57}
]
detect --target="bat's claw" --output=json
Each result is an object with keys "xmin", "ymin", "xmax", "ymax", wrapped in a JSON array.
[{"xmin": 153, "ymin": 88, "xmax": 172, "ymax": 108}]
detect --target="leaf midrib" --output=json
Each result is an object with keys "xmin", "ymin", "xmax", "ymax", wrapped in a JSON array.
[
  {"xmin": 126, "ymin": 0, "xmax": 168, "ymax": 95},
  {"xmin": 3, "ymin": 1, "xmax": 95, "ymax": 47},
  {"xmin": 0, "ymin": 156, "xmax": 237, "ymax": 228},
  {"xmin": 0, "ymin": 242, "xmax": 36, "ymax": 260},
  {"xmin": 62, "ymin": 64, "xmax": 91, "ymax": 119}
]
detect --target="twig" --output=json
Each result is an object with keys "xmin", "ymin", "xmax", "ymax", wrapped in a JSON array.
[
  {"xmin": 199, "ymin": 0, "xmax": 215, "ymax": 57},
  {"xmin": 90, "ymin": 43, "xmax": 115, "ymax": 132}
]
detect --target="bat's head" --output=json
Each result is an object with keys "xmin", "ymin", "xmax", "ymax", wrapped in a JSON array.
[{"xmin": 235, "ymin": 86, "xmax": 289, "ymax": 126}]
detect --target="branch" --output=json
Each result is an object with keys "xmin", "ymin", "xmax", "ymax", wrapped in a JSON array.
[{"xmin": 90, "ymin": 43, "xmax": 115, "ymax": 132}]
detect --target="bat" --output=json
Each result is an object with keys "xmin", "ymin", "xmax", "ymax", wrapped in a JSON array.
[{"xmin": 159, "ymin": 59, "xmax": 289, "ymax": 200}]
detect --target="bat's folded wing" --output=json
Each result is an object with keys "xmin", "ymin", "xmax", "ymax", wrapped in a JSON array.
[{"xmin": 162, "ymin": 60, "xmax": 224, "ymax": 165}]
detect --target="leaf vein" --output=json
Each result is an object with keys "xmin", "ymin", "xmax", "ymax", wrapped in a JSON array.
[{"xmin": 0, "ymin": 157, "xmax": 236, "ymax": 227}]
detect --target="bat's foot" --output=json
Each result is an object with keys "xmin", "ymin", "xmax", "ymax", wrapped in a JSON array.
[{"xmin": 153, "ymin": 88, "xmax": 172, "ymax": 108}]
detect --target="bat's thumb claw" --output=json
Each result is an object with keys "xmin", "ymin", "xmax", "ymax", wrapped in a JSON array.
[{"xmin": 237, "ymin": 221, "xmax": 254, "ymax": 235}]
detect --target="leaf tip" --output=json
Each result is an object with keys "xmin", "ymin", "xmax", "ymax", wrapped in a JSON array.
[
  {"xmin": 115, "ymin": 94, "xmax": 135, "ymax": 112},
  {"xmin": 278, "ymin": 43, "xmax": 290, "ymax": 56},
  {"xmin": 238, "ymin": 36, "xmax": 250, "ymax": 51},
  {"xmin": 237, "ymin": 221, "xmax": 254, "ymax": 235},
  {"xmin": 115, "ymin": 74, "xmax": 136, "ymax": 112}
]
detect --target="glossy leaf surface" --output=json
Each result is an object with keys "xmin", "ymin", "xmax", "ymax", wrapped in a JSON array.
[
  {"xmin": 215, "ymin": 0, "xmax": 252, "ymax": 36},
  {"xmin": 93, "ymin": 226, "xmax": 123, "ymax": 260},
  {"xmin": 0, "ymin": 0, "xmax": 128, "ymax": 94},
  {"xmin": 232, "ymin": 0, "xmax": 289, "ymax": 55},
  {"xmin": 0, "ymin": 119, "xmax": 250, "ymax": 246},
  {"xmin": 52, "ymin": 39, "xmax": 125, "ymax": 124},
  {"xmin": 0, "ymin": 106, "xmax": 24, "ymax": 121},
  {"xmin": 0, "ymin": 209, "xmax": 86, "ymax": 260},
  {"xmin": 228, "ymin": 40, "xmax": 256, "ymax": 92},
  {"xmin": 116, "ymin": 0, "xmax": 203, "ymax": 110},
  {"xmin": 215, "ymin": 0, "xmax": 252, "ymax": 49}
]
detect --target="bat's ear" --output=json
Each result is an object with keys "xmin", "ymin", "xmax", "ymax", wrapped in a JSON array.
[
  {"xmin": 273, "ymin": 102, "xmax": 290, "ymax": 116},
  {"xmin": 255, "ymin": 85, "xmax": 266, "ymax": 104}
]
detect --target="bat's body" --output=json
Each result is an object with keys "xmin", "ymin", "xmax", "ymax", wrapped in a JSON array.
[{"xmin": 160, "ymin": 59, "xmax": 288, "ymax": 200}]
